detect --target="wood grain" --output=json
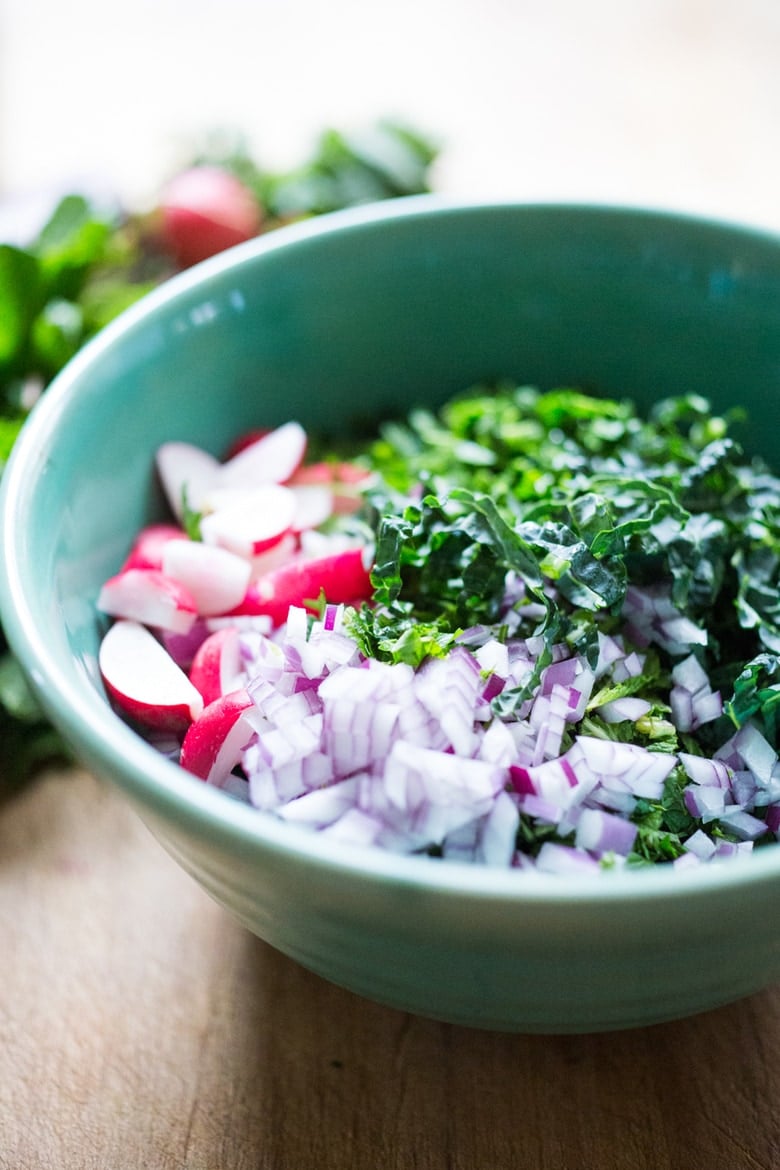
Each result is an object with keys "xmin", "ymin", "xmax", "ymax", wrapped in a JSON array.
[{"xmin": 1, "ymin": 769, "xmax": 778, "ymax": 1169}]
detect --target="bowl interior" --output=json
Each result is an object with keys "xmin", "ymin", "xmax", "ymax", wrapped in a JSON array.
[
  {"xmin": 13, "ymin": 200, "xmax": 780, "ymax": 704},
  {"xmin": 3, "ymin": 199, "xmax": 780, "ymax": 1030}
]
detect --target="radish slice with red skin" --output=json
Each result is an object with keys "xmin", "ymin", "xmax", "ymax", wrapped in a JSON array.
[
  {"xmin": 161, "ymin": 538, "xmax": 251, "ymax": 616},
  {"xmin": 218, "ymin": 421, "xmax": 307, "ymax": 489},
  {"xmin": 288, "ymin": 460, "xmax": 370, "ymax": 486},
  {"xmin": 97, "ymin": 568, "xmax": 198, "ymax": 634},
  {"xmin": 230, "ymin": 546, "xmax": 374, "ymax": 626},
  {"xmin": 223, "ymin": 428, "xmax": 272, "ymax": 460},
  {"xmin": 180, "ymin": 689, "xmax": 256, "ymax": 785},
  {"xmin": 199, "ymin": 485, "xmax": 297, "ymax": 558},
  {"xmin": 156, "ymin": 441, "xmax": 221, "ymax": 519},
  {"xmin": 99, "ymin": 619, "xmax": 204, "ymax": 731},
  {"xmin": 248, "ymin": 533, "xmax": 298, "ymax": 581},
  {"xmin": 159, "ymin": 166, "xmax": 261, "ymax": 268},
  {"xmin": 288, "ymin": 460, "xmax": 374, "ymax": 513},
  {"xmin": 189, "ymin": 626, "xmax": 244, "ymax": 706},
  {"xmin": 122, "ymin": 524, "xmax": 186, "ymax": 571}
]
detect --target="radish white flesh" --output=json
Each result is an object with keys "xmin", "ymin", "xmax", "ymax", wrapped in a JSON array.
[
  {"xmin": 99, "ymin": 619, "xmax": 204, "ymax": 731},
  {"xmin": 199, "ymin": 485, "xmax": 297, "ymax": 558},
  {"xmin": 203, "ymin": 484, "xmax": 332, "ymax": 537},
  {"xmin": 248, "ymin": 533, "xmax": 298, "ymax": 581},
  {"xmin": 156, "ymin": 441, "xmax": 221, "ymax": 518},
  {"xmin": 289, "ymin": 484, "xmax": 334, "ymax": 533},
  {"xmin": 122, "ymin": 523, "xmax": 186, "ymax": 571},
  {"xmin": 97, "ymin": 568, "xmax": 198, "ymax": 634},
  {"xmin": 189, "ymin": 625, "xmax": 244, "ymax": 706},
  {"xmin": 161, "ymin": 538, "xmax": 251, "ymax": 616},
  {"xmin": 180, "ymin": 689, "xmax": 256, "ymax": 784},
  {"xmin": 218, "ymin": 421, "xmax": 307, "ymax": 489},
  {"xmin": 233, "ymin": 546, "xmax": 374, "ymax": 625}
]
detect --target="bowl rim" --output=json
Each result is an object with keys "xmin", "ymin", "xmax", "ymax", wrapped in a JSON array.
[{"xmin": 3, "ymin": 193, "xmax": 780, "ymax": 906}]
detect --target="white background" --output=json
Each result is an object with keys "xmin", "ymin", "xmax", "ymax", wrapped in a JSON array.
[{"xmin": 0, "ymin": 0, "xmax": 778, "ymax": 229}]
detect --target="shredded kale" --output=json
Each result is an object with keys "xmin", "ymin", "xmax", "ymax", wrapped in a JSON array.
[{"xmin": 344, "ymin": 382, "xmax": 780, "ymax": 861}]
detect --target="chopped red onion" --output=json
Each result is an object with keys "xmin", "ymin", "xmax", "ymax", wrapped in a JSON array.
[
  {"xmin": 441, "ymin": 818, "xmax": 481, "ymax": 864},
  {"xmin": 623, "ymin": 585, "xmax": 707, "ymax": 654},
  {"xmin": 131, "ymin": 498, "xmax": 777, "ymax": 871},
  {"xmin": 678, "ymin": 751, "xmax": 732, "ymax": 788},
  {"xmin": 683, "ymin": 784, "xmax": 727, "ymax": 821},
  {"xmin": 730, "ymin": 770, "xmax": 758, "ymax": 810},
  {"xmin": 713, "ymin": 839, "xmax": 754, "ymax": 859},
  {"xmin": 764, "ymin": 804, "xmax": 780, "ymax": 836},
  {"xmin": 595, "ymin": 632, "xmax": 627, "ymax": 676},
  {"xmin": 529, "ymin": 688, "xmax": 567, "ymax": 763},
  {"xmin": 474, "ymin": 638, "xmax": 509, "ymax": 680},
  {"xmin": 276, "ymin": 776, "xmax": 360, "ymax": 827},
  {"xmin": 683, "ymin": 828, "xmax": 717, "ymax": 860},
  {"xmin": 477, "ymin": 717, "xmax": 518, "ymax": 766},
  {"xmin": 535, "ymin": 842, "xmax": 602, "ymax": 875},
  {"xmin": 414, "ymin": 647, "xmax": 482, "ymax": 757},
  {"xmin": 718, "ymin": 806, "xmax": 770, "ymax": 842},
  {"xmin": 477, "ymin": 790, "xmax": 520, "ymax": 866},
  {"xmin": 596, "ymin": 696, "xmax": 652, "ymax": 723},
  {"xmin": 575, "ymin": 807, "xmax": 639, "ymax": 856},
  {"xmin": 732, "ymin": 721, "xmax": 778, "ymax": 785},
  {"xmin": 319, "ymin": 807, "xmax": 384, "ymax": 846},
  {"xmin": 611, "ymin": 650, "xmax": 646, "ymax": 682},
  {"xmin": 673, "ymin": 851, "xmax": 702, "ymax": 871}
]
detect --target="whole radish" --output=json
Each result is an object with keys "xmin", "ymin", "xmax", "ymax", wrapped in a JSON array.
[{"xmin": 158, "ymin": 166, "xmax": 262, "ymax": 268}]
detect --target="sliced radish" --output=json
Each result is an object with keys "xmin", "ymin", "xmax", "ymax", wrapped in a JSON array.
[
  {"xmin": 199, "ymin": 486, "xmax": 258, "ymax": 514},
  {"xmin": 248, "ymin": 533, "xmax": 299, "ymax": 581},
  {"xmin": 232, "ymin": 546, "xmax": 374, "ymax": 626},
  {"xmin": 199, "ymin": 484, "xmax": 297, "ymax": 558},
  {"xmin": 161, "ymin": 538, "xmax": 252, "ymax": 616},
  {"xmin": 223, "ymin": 428, "xmax": 271, "ymax": 460},
  {"xmin": 99, "ymin": 619, "xmax": 204, "ymax": 731},
  {"xmin": 189, "ymin": 625, "xmax": 244, "ymax": 706},
  {"xmin": 97, "ymin": 568, "xmax": 198, "ymax": 634},
  {"xmin": 289, "ymin": 484, "xmax": 334, "ymax": 533},
  {"xmin": 289, "ymin": 460, "xmax": 374, "ymax": 513},
  {"xmin": 156, "ymin": 441, "xmax": 221, "ymax": 519},
  {"xmin": 122, "ymin": 523, "xmax": 186, "ymax": 571},
  {"xmin": 180, "ymin": 689, "xmax": 256, "ymax": 785},
  {"xmin": 218, "ymin": 421, "xmax": 307, "ymax": 489},
  {"xmin": 159, "ymin": 165, "xmax": 262, "ymax": 268},
  {"xmin": 203, "ymin": 484, "xmax": 332, "ymax": 536}
]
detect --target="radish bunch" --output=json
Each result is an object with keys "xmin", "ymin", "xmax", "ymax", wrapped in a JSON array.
[{"xmin": 97, "ymin": 421, "xmax": 374, "ymax": 747}]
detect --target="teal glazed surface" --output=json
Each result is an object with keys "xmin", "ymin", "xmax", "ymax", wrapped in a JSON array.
[{"xmin": 2, "ymin": 198, "xmax": 780, "ymax": 1032}]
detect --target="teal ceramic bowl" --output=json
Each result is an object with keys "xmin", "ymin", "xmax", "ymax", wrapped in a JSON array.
[{"xmin": 2, "ymin": 198, "xmax": 780, "ymax": 1033}]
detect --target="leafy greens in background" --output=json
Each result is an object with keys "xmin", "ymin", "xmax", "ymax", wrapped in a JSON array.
[{"xmin": 0, "ymin": 119, "xmax": 439, "ymax": 789}]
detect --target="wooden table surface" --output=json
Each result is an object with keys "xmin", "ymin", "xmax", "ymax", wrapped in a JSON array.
[{"xmin": 1, "ymin": 766, "xmax": 779, "ymax": 1169}]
